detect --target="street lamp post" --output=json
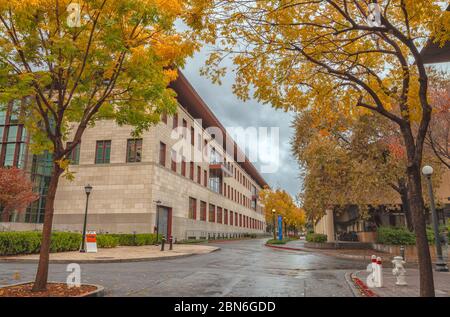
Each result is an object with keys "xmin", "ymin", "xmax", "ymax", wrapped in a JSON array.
[
  {"xmin": 153, "ymin": 200, "xmax": 162, "ymax": 244},
  {"xmin": 80, "ymin": 184, "xmax": 92, "ymax": 253},
  {"xmin": 272, "ymin": 209, "xmax": 276, "ymax": 240},
  {"xmin": 422, "ymin": 165, "xmax": 449, "ymax": 272}
]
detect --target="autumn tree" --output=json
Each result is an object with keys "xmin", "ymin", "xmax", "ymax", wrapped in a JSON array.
[
  {"xmin": 200, "ymin": 0, "xmax": 449, "ymax": 296},
  {"xmin": 0, "ymin": 167, "xmax": 38, "ymax": 221},
  {"xmin": 426, "ymin": 69, "xmax": 449, "ymax": 168},
  {"xmin": 0, "ymin": 0, "xmax": 207, "ymax": 291},
  {"xmin": 259, "ymin": 187, "xmax": 306, "ymax": 237},
  {"xmin": 292, "ymin": 108, "xmax": 444, "ymax": 232}
]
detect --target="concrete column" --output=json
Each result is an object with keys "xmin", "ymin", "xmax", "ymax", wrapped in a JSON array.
[{"xmin": 325, "ymin": 209, "xmax": 335, "ymax": 242}]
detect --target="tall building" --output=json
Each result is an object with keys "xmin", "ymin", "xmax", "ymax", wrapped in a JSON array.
[{"xmin": 0, "ymin": 72, "xmax": 268, "ymax": 240}]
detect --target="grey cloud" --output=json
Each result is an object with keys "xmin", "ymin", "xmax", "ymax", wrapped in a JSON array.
[{"xmin": 181, "ymin": 53, "xmax": 302, "ymax": 197}]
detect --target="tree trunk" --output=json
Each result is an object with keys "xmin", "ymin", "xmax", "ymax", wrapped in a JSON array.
[
  {"xmin": 398, "ymin": 179, "xmax": 414, "ymax": 231},
  {"xmin": 32, "ymin": 162, "xmax": 63, "ymax": 292},
  {"xmin": 406, "ymin": 163, "xmax": 435, "ymax": 297}
]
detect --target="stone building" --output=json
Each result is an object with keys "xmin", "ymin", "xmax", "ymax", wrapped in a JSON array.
[{"xmin": 0, "ymin": 72, "xmax": 268, "ymax": 240}]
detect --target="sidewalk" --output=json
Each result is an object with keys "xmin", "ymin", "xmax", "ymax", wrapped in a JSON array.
[
  {"xmin": 352, "ymin": 268, "xmax": 450, "ymax": 297},
  {"xmin": 0, "ymin": 244, "xmax": 220, "ymax": 263}
]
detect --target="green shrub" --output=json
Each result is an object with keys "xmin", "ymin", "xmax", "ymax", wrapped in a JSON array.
[
  {"xmin": 306, "ymin": 233, "xmax": 327, "ymax": 243},
  {"xmin": 0, "ymin": 231, "xmax": 41, "ymax": 255},
  {"xmin": 49, "ymin": 232, "xmax": 82, "ymax": 252},
  {"xmin": 96, "ymin": 235, "xmax": 119, "ymax": 248},
  {"xmin": 376, "ymin": 226, "xmax": 415, "ymax": 245},
  {"xmin": 103, "ymin": 233, "xmax": 161, "ymax": 246},
  {"xmin": 0, "ymin": 231, "xmax": 82, "ymax": 256}
]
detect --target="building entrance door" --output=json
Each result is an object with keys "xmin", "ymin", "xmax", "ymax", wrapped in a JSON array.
[{"xmin": 157, "ymin": 206, "xmax": 172, "ymax": 239}]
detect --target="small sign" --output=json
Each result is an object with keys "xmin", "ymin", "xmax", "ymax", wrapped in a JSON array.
[
  {"xmin": 86, "ymin": 231, "xmax": 97, "ymax": 253},
  {"xmin": 278, "ymin": 216, "xmax": 283, "ymax": 241}
]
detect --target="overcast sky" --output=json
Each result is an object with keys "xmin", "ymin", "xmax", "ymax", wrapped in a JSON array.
[{"xmin": 180, "ymin": 50, "xmax": 302, "ymax": 198}]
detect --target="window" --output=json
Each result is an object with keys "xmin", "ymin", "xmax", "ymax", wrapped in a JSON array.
[
  {"xmin": 67, "ymin": 142, "xmax": 80, "ymax": 165},
  {"xmin": 190, "ymin": 162, "xmax": 194, "ymax": 180},
  {"xmin": 209, "ymin": 204, "xmax": 215, "ymax": 222},
  {"xmin": 197, "ymin": 133, "xmax": 202, "ymax": 151},
  {"xmin": 239, "ymin": 214, "xmax": 242, "ymax": 227},
  {"xmin": 230, "ymin": 211, "xmax": 233, "ymax": 226},
  {"xmin": 161, "ymin": 113, "xmax": 167, "ymax": 124},
  {"xmin": 200, "ymin": 201, "xmax": 207, "ymax": 221},
  {"xmin": 171, "ymin": 149, "xmax": 177, "ymax": 172},
  {"xmin": 95, "ymin": 140, "xmax": 111, "ymax": 164},
  {"xmin": 182, "ymin": 119, "xmax": 187, "ymax": 139},
  {"xmin": 189, "ymin": 197, "xmax": 196, "ymax": 220},
  {"xmin": 127, "ymin": 139, "xmax": 142, "ymax": 163},
  {"xmin": 0, "ymin": 101, "xmax": 27, "ymax": 168},
  {"xmin": 173, "ymin": 113, "xmax": 178, "ymax": 129},
  {"xmin": 159, "ymin": 142, "xmax": 166, "ymax": 166},
  {"xmin": 191, "ymin": 127, "xmax": 195, "ymax": 146},
  {"xmin": 209, "ymin": 169, "xmax": 222, "ymax": 193},
  {"xmin": 235, "ymin": 213, "xmax": 238, "ymax": 227},
  {"xmin": 197, "ymin": 166, "xmax": 201, "ymax": 184},
  {"xmin": 217, "ymin": 207, "xmax": 222, "ymax": 224},
  {"xmin": 181, "ymin": 157, "xmax": 186, "ymax": 176},
  {"xmin": 203, "ymin": 170, "xmax": 207, "ymax": 187},
  {"xmin": 224, "ymin": 209, "xmax": 228, "ymax": 225}
]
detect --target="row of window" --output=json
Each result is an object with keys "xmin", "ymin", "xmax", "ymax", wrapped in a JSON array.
[
  {"xmin": 188, "ymin": 197, "xmax": 264, "ymax": 230},
  {"xmin": 160, "ymin": 111, "xmax": 257, "ymax": 193},
  {"xmin": 0, "ymin": 103, "xmax": 27, "ymax": 168},
  {"xmin": 67, "ymin": 139, "xmax": 142, "ymax": 165},
  {"xmin": 159, "ymin": 141, "xmax": 258, "ymax": 211}
]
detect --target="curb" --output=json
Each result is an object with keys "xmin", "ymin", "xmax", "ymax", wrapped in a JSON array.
[
  {"xmin": 344, "ymin": 272, "xmax": 361, "ymax": 297},
  {"xmin": 349, "ymin": 271, "xmax": 379, "ymax": 297},
  {"xmin": 0, "ymin": 281, "xmax": 105, "ymax": 297},
  {"xmin": 264, "ymin": 244, "xmax": 308, "ymax": 252},
  {"xmin": 0, "ymin": 247, "xmax": 221, "ymax": 264}
]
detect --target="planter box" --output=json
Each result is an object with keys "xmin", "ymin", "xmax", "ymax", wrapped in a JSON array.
[
  {"xmin": 357, "ymin": 232, "xmax": 377, "ymax": 243},
  {"xmin": 0, "ymin": 282, "xmax": 104, "ymax": 297},
  {"xmin": 371, "ymin": 243, "xmax": 449, "ymax": 261}
]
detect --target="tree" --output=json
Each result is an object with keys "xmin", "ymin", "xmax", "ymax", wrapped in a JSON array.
[
  {"xmin": 200, "ymin": 0, "xmax": 449, "ymax": 296},
  {"xmin": 292, "ymin": 108, "xmax": 444, "ymax": 232},
  {"xmin": 259, "ymin": 187, "xmax": 306, "ymax": 236},
  {"xmin": 426, "ymin": 70, "xmax": 450, "ymax": 168},
  {"xmin": 0, "ymin": 167, "xmax": 39, "ymax": 221},
  {"xmin": 0, "ymin": 0, "xmax": 206, "ymax": 291}
]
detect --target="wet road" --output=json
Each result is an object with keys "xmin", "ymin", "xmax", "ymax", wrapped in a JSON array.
[{"xmin": 0, "ymin": 239, "xmax": 366, "ymax": 296}]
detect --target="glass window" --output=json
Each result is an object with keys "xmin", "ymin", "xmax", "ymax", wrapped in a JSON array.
[
  {"xmin": 217, "ymin": 207, "xmax": 222, "ymax": 224},
  {"xmin": 7, "ymin": 125, "xmax": 18, "ymax": 142},
  {"xmin": 171, "ymin": 149, "xmax": 177, "ymax": 172},
  {"xmin": 67, "ymin": 142, "xmax": 80, "ymax": 165},
  {"xmin": 4, "ymin": 143, "xmax": 16, "ymax": 166},
  {"xmin": 200, "ymin": 201, "xmax": 207, "ymax": 221},
  {"xmin": 0, "ymin": 126, "xmax": 3, "ymax": 139},
  {"xmin": 127, "ymin": 139, "xmax": 142, "ymax": 163},
  {"xmin": 17, "ymin": 143, "xmax": 26, "ymax": 168},
  {"xmin": 188, "ymin": 197, "xmax": 196, "ymax": 220},
  {"xmin": 173, "ymin": 113, "xmax": 178, "ymax": 129},
  {"xmin": 159, "ymin": 142, "xmax": 166, "ymax": 166},
  {"xmin": 209, "ymin": 204, "xmax": 215, "ymax": 222},
  {"xmin": 0, "ymin": 110, "xmax": 5, "ymax": 125},
  {"xmin": 95, "ymin": 140, "xmax": 111, "ymax": 164}
]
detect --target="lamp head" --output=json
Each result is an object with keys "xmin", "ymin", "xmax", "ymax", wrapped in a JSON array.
[
  {"xmin": 272, "ymin": 209, "xmax": 275, "ymax": 214},
  {"xmin": 84, "ymin": 184, "xmax": 93, "ymax": 195},
  {"xmin": 422, "ymin": 165, "xmax": 433, "ymax": 176}
]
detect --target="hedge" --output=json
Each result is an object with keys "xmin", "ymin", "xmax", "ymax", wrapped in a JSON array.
[
  {"xmin": 0, "ymin": 232, "xmax": 161, "ymax": 256},
  {"xmin": 306, "ymin": 233, "xmax": 327, "ymax": 243},
  {"xmin": 0, "ymin": 231, "xmax": 81, "ymax": 256},
  {"xmin": 104, "ymin": 233, "xmax": 161, "ymax": 246},
  {"xmin": 376, "ymin": 226, "xmax": 439, "ymax": 245}
]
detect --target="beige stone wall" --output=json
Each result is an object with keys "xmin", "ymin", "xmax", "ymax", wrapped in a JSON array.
[{"xmin": 52, "ymin": 104, "xmax": 267, "ymax": 239}]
